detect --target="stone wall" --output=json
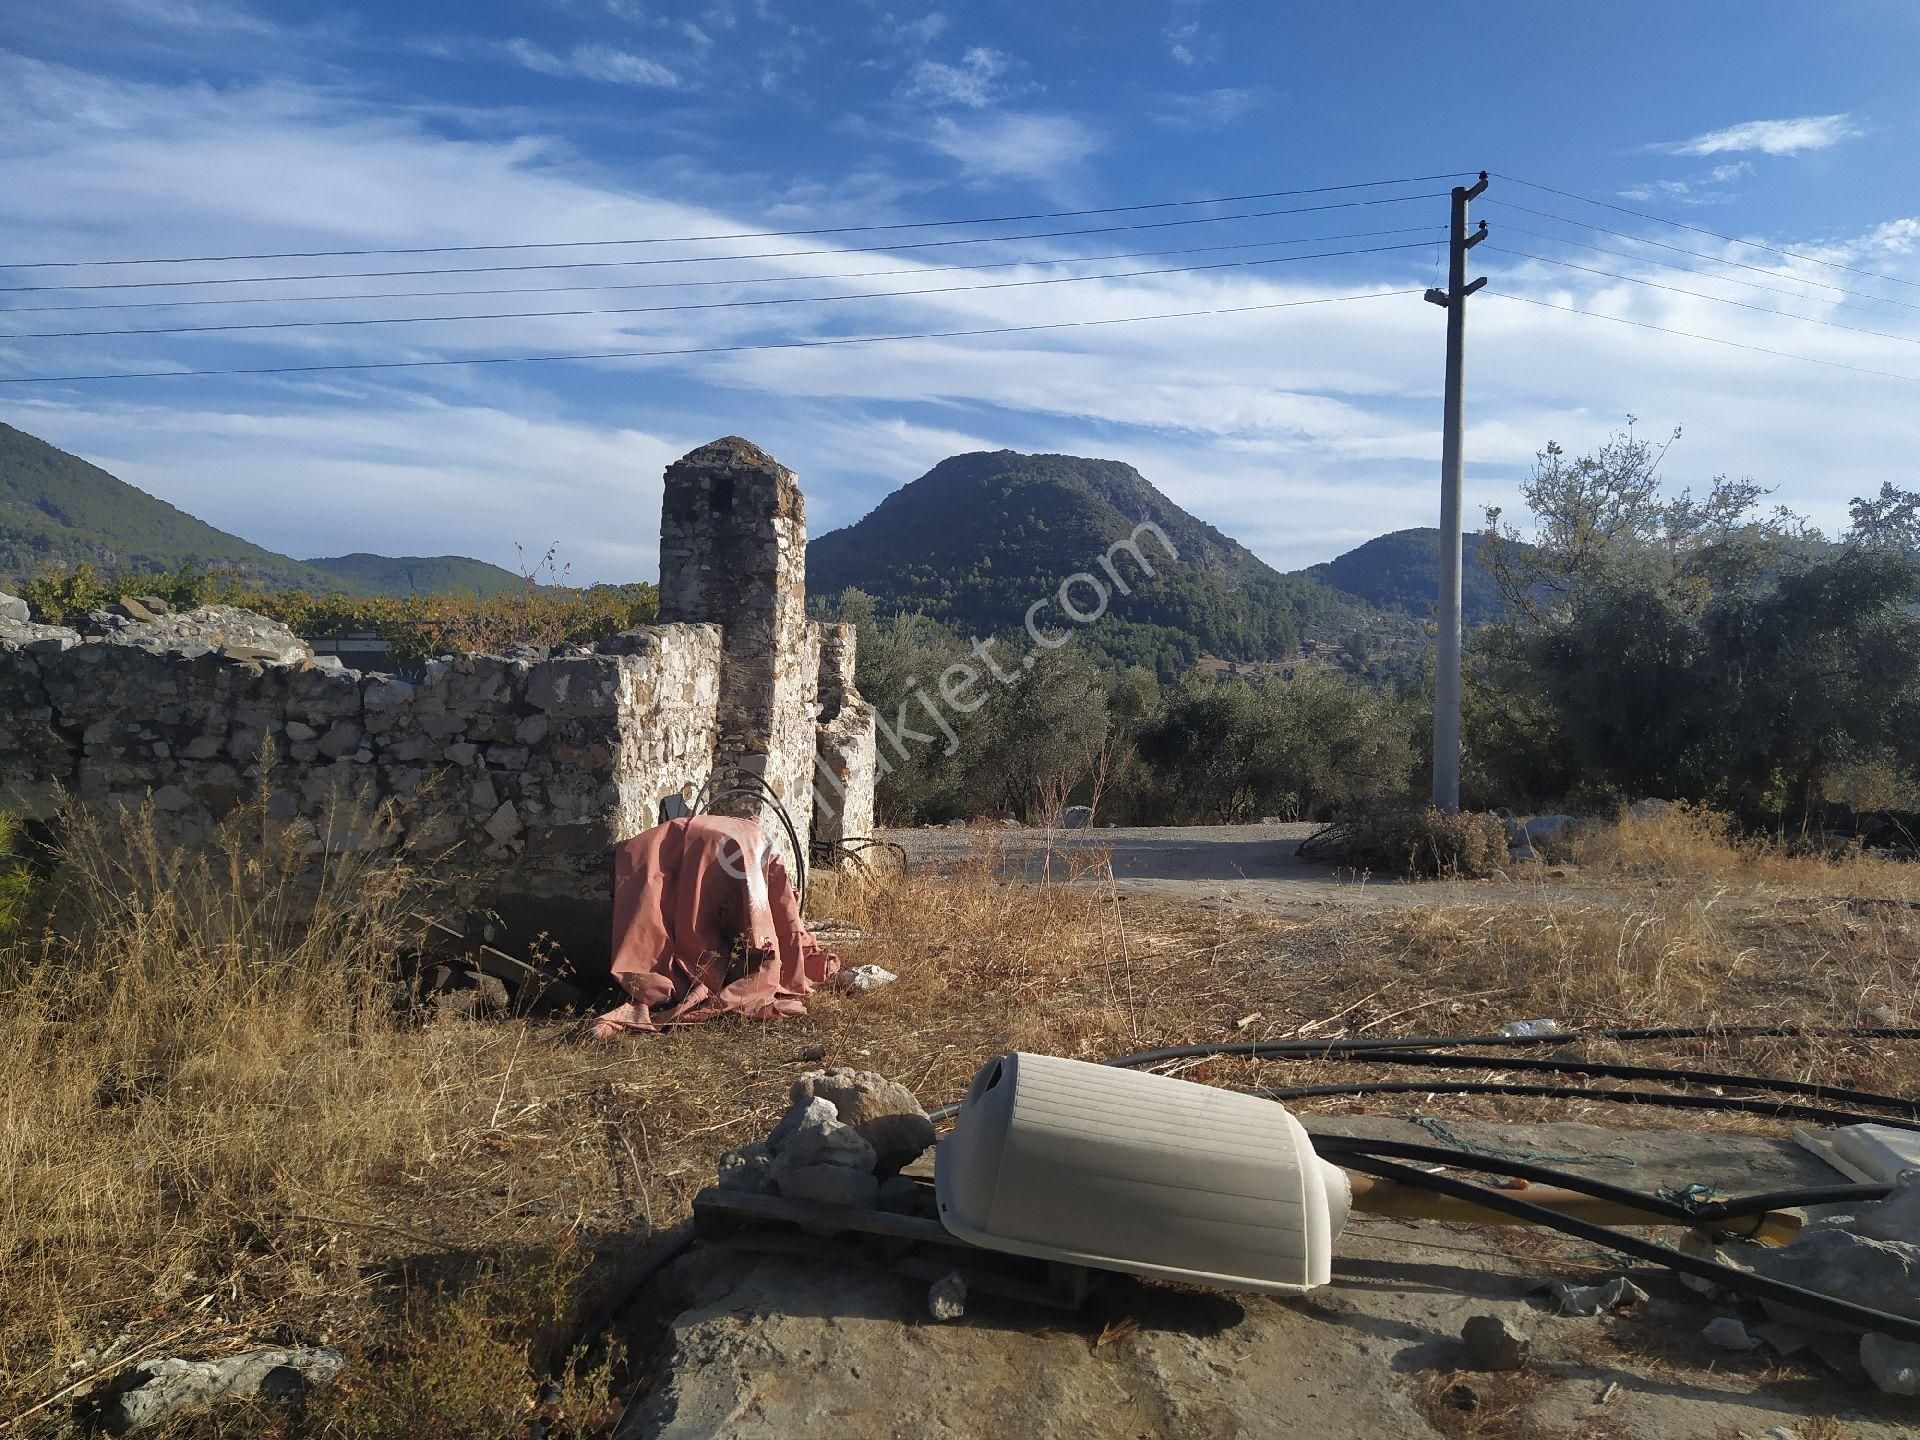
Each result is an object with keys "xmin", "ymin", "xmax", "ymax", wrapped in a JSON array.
[
  {"xmin": 810, "ymin": 621, "xmax": 878, "ymax": 861},
  {"xmin": 0, "ymin": 435, "xmax": 880, "ymax": 966}
]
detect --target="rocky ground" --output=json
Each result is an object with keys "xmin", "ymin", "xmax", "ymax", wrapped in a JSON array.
[{"xmin": 615, "ymin": 1113, "xmax": 1918, "ymax": 1439}]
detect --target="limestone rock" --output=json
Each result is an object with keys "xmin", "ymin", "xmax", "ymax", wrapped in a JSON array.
[
  {"xmin": 773, "ymin": 1163, "xmax": 879, "ymax": 1209},
  {"xmin": 1461, "ymin": 1315, "xmax": 1529, "ymax": 1370},
  {"xmin": 102, "ymin": 1346, "xmax": 343, "ymax": 1430},
  {"xmin": 717, "ymin": 1141, "xmax": 775, "ymax": 1194},
  {"xmin": 0, "ymin": 590, "xmax": 28, "ymax": 625},
  {"xmin": 766, "ymin": 1097, "xmax": 877, "ymax": 1173},
  {"xmin": 1861, "ymin": 1332, "xmax": 1920, "ymax": 1395},
  {"xmin": 790, "ymin": 1067, "xmax": 934, "ymax": 1168},
  {"xmin": 928, "ymin": 1271, "xmax": 968, "ymax": 1322}
]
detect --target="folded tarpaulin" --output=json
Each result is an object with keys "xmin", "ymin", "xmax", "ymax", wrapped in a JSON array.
[{"xmin": 591, "ymin": 813, "xmax": 839, "ymax": 1036}]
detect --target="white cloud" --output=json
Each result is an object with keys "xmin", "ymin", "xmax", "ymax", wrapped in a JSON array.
[
  {"xmin": 500, "ymin": 38, "xmax": 681, "ymax": 88},
  {"xmin": 1619, "ymin": 160, "xmax": 1750, "ymax": 206},
  {"xmin": 921, "ymin": 111, "xmax": 1100, "ymax": 183},
  {"xmin": 877, "ymin": 10, "xmax": 948, "ymax": 47},
  {"xmin": 1661, "ymin": 113, "xmax": 1860, "ymax": 157},
  {"xmin": 1155, "ymin": 86, "xmax": 1261, "ymax": 130},
  {"xmin": 903, "ymin": 46, "xmax": 1007, "ymax": 108}
]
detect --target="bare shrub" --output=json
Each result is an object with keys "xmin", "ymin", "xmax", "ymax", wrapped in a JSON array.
[{"xmin": 1335, "ymin": 808, "xmax": 1510, "ymax": 878}]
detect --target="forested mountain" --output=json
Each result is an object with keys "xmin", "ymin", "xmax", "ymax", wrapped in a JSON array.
[
  {"xmin": 1302, "ymin": 527, "xmax": 1512, "ymax": 625},
  {"xmin": 305, "ymin": 553, "xmax": 523, "ymax": 596},
  {"xmin": 0, "ymin": 421, "xmax": 511, "ymax": 596},
  {"xmin": 808, "ymin": 450, "xmax": 1345, "ymax": 675}
]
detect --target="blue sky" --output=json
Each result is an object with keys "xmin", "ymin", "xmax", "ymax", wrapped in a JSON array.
[{"xmin": 2, "ymin": 0, "xmax": 1917, "ymax": 584}]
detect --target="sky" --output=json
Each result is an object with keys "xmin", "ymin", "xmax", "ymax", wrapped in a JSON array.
[{"xmin": 2, "ymin": 0, "xmax": 1918, "ymax": 585}]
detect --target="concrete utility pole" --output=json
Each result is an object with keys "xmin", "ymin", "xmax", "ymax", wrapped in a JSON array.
[{"xmin": 1424, "ymin": 172, "xmax": 1488, "ymax": 813}]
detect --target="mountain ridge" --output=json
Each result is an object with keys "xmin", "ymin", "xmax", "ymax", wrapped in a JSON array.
[{"xmin": 0, "ymin": 421, "xmax": 516, "ymax": 597}]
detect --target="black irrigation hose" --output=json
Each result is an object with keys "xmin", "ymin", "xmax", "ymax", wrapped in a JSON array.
[
  {"xmin": 1307, "ymin": 1133, "xmax": 1894, "ymax": 1223},
  {"xmin": 1256, "ymin": 1080, "xmax": 1920, "ymax": 1133},
  {"xmin": 1335, "ymin": 1049, "xmax": 1920, "ymax": 1117},
  {"xmin": 1336, "ymin": 1151, "xmax": 1920, "ymax": 1344}
]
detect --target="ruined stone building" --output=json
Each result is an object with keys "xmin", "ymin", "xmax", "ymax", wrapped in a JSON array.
[{"xmin": 0, "ymin": 438, "xmax": 878, "ymax": 966}]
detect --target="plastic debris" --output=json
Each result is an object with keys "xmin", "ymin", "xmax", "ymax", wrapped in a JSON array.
[
  {"xmin": 838, "ymin": 964, "xmax": 898, "ymax": 992},
  {"xmin": 1497, "ymin": 1018, "xmax": 1564, "ymax": 1039}
]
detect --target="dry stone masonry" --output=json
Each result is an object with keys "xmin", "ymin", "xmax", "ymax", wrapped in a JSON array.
[{"xmin": 0, "ymin": 437, "xmax": 878, "ymax": 969}]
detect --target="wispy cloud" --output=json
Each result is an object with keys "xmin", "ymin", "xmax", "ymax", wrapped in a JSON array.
[
  {"xmin": 499, "ymin": 38, "xmax": 681, "ymax": 88},
  {"xmin": 1155, "ymin": 86, "xmax": 1261, "ymax": 130},
  {"xmin": 876, "ymin": 10, "xmax": 948, "ymax": 47},
  {"xmin": 1660, "ymin": 113, "xmax": 1860, "ymax": 157},
  {"xmin": 1620, "ymin": 159, "xmax": 1751, "ymax": 206},
  {"xmin": 921, "ymin": 110, "xmax": 1099, "ymax": 183},
  {"xmin": 903, "ymin": 46, "xmax": 1007, "ymax": 108}
]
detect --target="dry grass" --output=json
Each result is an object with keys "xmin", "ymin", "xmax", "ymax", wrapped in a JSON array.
[{"xmin": 2, "ymin": 802, "xmax": 1916, "ymax": 1434}]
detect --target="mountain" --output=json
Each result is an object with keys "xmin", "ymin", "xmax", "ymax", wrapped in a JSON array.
[
  {"xmin": 0, "ymin": 421, "xmax": 336, "ymax": 589},
  {"xmin": 0, "ymin": 421, "xmax": 511, "ymax": 597},
  {"xmin": 1302, "ymin": 527, "xmax": 1513, "ymax": 626},
  {"xmin": 808, "ymin": 450, "xmax": 1343, "ymax": 675},
  {"xmin": 304, "ymin": 553, "xmax": 523, "ymax": 596}
]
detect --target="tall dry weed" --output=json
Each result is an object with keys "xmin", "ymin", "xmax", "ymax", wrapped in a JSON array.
[{"xmin": 0, "ymin": 800, "xmax": 431, "ymax": 1404}]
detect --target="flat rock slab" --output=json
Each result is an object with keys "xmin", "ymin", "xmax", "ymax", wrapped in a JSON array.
[{"xmin": 619, "ymin": 1125, "xmax": 1911, "ymax": 1439}]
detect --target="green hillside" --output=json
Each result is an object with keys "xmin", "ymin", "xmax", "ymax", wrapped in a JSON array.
[
  {"xmin": 1302, "ymin": 527, "xmax": 1513, "ymax": 625},
  {"xmin": 0, "ymin": 420, "xmax": 516, "ymax": 599},
  {"xmin": 808, "ymin": 450, "xmax": 1343, "ymax": 675},
  {"xmin": 0, "ymin": 421, "xmax": 336, "ymax": 589},
  {"xmin": 305, "ymin": 553, "xmax": 524, "ymax": 596}
]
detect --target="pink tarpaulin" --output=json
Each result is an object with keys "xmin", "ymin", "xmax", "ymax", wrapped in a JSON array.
[{"xmin": 591, "ymin": 814, "xmax": 839, "ymax": 1036}]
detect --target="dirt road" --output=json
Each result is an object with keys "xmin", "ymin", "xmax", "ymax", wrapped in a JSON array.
[{"xmin": 887, "ymin": 822, "xmax": 1509, "ymax": 917}]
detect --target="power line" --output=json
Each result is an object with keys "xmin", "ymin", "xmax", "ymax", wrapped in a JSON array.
[
  {"xmin": 1492, "ymin": 221, "xmax": 1920, "ymax": 318},
  {"xmin": 1492, "ymin": 172, "xmax": 1920, "ymax": 293},
  {"xmin": 0, "ymin": 193, "xmax": 1449, "ymax": 295},
  {"xmin": 1484, "ymin": 198, "xmax": 1920, "ymax": 312},
  {"xmin": 0, "ymin": 239, "xmax": 1443, "ymax": 340},
  {"xmin": 1487, "ymin": 246, "xmax": 1920, "ymax": 347},
  {"xmin": 0, "ymin": 172, "xmax": 1477, "ymax": 270},
  {"xmin": 0, "ymin": 286, "xmax": 1423, "ymax": 386},
  {"xmin": 0, "ymin": 225, "xmax": 1444, "ymax": 316},
  {"xmin": 1489, "ymin": 291, "xmax": 1920, "ymax": 386}
]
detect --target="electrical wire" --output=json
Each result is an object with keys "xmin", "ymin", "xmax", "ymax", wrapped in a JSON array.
[
  {"xmin": 0, "ymin": 285, "xmax": 1424, "ymax": 386},
  {"xmin": 1, "ymin": 172, "xmax": 1478, "ymax": 270},
  {"xmin": 1483, "ymin": 198, "xmax": 1920, "ymax": 312},
  {"xmin": 0, "ymin": 225, "xmax": 1445, "ymax": 316},
  {"xmin": 1492, "ymin": 172, "xmax": 1920, "ymax": 293},
  {"xmin": 1487, "ymin": 291, "xmax": 1920, "ymax": 386},
  {"xmin": 1491, "ymin": 220, "xmax": 1919, "ymax": 317},
  {"xmin": 0, "ymin": 239, "xmax": 1444, "ymax": 341},
  {"xmin": 0, "ymin": 193, "xmax": 1450, "ymax": 295},
  {"xmin": 1485, "ymin": 245, "xmax": 1920, "ymax": 347}
]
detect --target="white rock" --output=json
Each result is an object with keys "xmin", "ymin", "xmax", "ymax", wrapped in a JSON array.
[
  {"xmin": 1861, "ymin": 1332, "xmax": 1920, "ymax": 1395},
  {"xmin": 767, "ymin": 1097, "xmax": 877, "ymax": 1173},
  {"xmin": 839, "ymin": 963, "xmax": 897, "ymax": 993},
  {"xmin": 928, "ymin": 1271, "xmax": 968, "ymax": 1321},
  {"xmin": 1702, "ymin": 1316, "xmax": 1759, "ymax": 1351},
  {"xmin": 107, "ymin": 1347, "xmax": 344, "ymax": 1430}
]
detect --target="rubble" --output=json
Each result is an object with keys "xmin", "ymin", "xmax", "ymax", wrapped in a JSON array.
[
  {"xmin": 790, "ymin": 1067, "xmax": 935, "ymax": 1170},
  {"xmin": 766, "ymin": 1097, "xmax": 878, "ymax": 1174},
  {"xmin": 1702, "ymin": 1317, "xmax": 1760, "ymax": 1351},
  {"xmin": 1860, "ymin": 1333, "xmax": 1920, "ymax": 1396}
]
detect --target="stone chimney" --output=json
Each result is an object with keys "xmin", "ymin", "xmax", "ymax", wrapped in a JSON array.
[{"xmin": 659, "ymin": 437, "xmax": 817, "ymax": 870}]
